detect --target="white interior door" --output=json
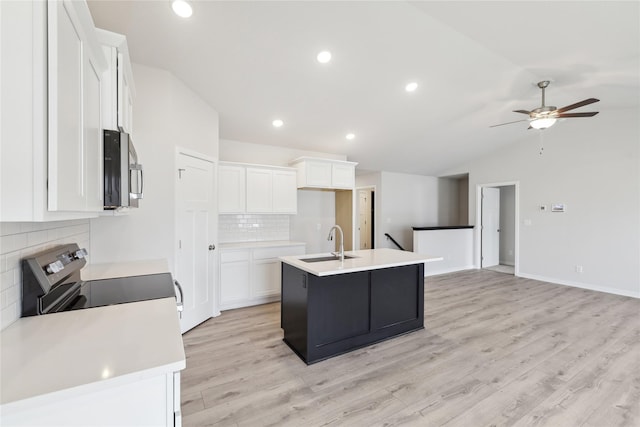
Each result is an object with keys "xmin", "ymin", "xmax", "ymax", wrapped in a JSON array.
[
  {"xmin": 176, "ymin": 152, "xmax": 216, "ymax": 333},
  {"xmin": 481, "ymin": 187, "xmax": 500, "ymax": 268}
]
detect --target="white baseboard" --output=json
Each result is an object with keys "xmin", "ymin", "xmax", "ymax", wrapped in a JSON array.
[
  {"xmin": 499, "ymin": 260, "xmax": 515, "ymax": 267},
  {"xmin": 219, "ymin": 295, "xmax": 280, "ymax": 311},
  {"xmin": 425, "ymin": 265, "xmax": 476, "ymax": 277},
  {"xmin": 517, "ymin": 272, "xmax": 640, "ymax": 299}
]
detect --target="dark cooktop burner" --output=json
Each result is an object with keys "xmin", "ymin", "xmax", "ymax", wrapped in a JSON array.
[{"xmin": 71, "ymin": 273, "xmax": 176, "ymax": 310}]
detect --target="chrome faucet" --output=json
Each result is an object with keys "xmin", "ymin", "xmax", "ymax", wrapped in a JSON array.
[{"xmin": 327, "ymin": 225, "xmax": 344, "ymax": 262}]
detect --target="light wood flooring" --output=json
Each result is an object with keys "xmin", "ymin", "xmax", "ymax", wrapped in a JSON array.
[{"xmin": 181, "ymin": 270, "xmax": 640, "ymax": 426}]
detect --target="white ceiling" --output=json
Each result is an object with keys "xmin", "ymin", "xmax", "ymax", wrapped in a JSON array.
[{"xmin": 88, "ymin": 1, "xmax": 640, "ymax": 176}]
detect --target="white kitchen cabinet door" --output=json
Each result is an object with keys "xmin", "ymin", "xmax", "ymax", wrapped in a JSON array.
[
  {"xmin": 220, "ymin": 251, "xmax": 251, "ymax": 304},
  {"xmin": 47, "ymin": 0, "xmax": 84, "ymax": 211},
  {"xmin": 100, "ymin": 44, "xmax": 118, "ymax": 130},
  {"xmin": 272, "ymin": 170, "xmax": 297, "ymax": 214},
  {"xmin": 83, "ymin": 50, "xmax": 103, "ymax": 212},
  {"xmin": 48, "ymin": 0, "xmax": 106, "ymax": 213},
  {"xmin": 332, "ymin": 163, "xmax": 355, "ymax": 189},
  {"xmin": 97, "ymin": 30, "xmax": 135, "ymax": 135},
  {"xmin": 251, "ymin": 260, "xmax": 281, "ymax": 297},
  {"xmin": 218, "ymin": 165, "xmax": 246, "ymax": 213},
  {"xmin": 290, "ymin": 157, "xmax": 358, "ymax": 190},
  {"xmin": 246, "ymin": 168, "xmax": 273, "ymax": 213},
  {"xmin": 305, "ymin": 161, "xmax": 332, "ymax": 187},
  {"xmin": 118, "ymin": 52, "xmax": 134, "ymax": 134}
]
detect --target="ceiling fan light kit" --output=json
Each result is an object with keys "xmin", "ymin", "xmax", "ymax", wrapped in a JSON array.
[
  {"xmin": 530, "ymin": 118, "xmax": 557, "ymax": 130},
  {"xmin": 491, "ymin": 80, "xmax": 600, "ymax": 130}
]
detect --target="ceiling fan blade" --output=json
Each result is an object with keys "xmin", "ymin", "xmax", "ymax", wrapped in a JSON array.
[
  {"xmin": 556, "ymin": 112, "xmax": 599, "ymax": 118},
  {"xmin": 490, "ymin": 119, "xmax": 528, "ymax": 128},
  {"xmin": 556, "ymin": 98, "xmax": 600, "ymax": 113},
  {"xmin": 513, "ymin": 110, "xmax": 531, "ymax": 115}
]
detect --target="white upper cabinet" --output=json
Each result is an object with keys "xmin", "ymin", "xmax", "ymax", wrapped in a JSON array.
[
  {"xmin": 48, "ymin": 0, "xmax": 107, "ymax": 212},
  {"xmin": 218, "ymin": 162, "xmax": 297, "ymax": 215},
  {"xmin": 1, "ymin": 0, "xmax": 107, "ymax": 221},
  {"xmin": 290, "ymin": 157, "xmax": 358, "ymax": 190},
  {"xmin": 218, "ymin": 164, "xmax": 246, "ymax": 213},
  {"xmin": 246, "ymin": 168, "xmax": 273, "ymax": 213},
  {"xmin": 272, "ymin": 170, "xmax": 298, "ymax": 213},
  {"xmin": 96, "ymin": 28, "xmax": 135, "ymax": 134}
]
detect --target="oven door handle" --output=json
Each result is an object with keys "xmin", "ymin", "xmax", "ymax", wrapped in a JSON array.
[
  {"xmin": 174, "ymin": 280, "xmax": 184, "ymax": 319},
  {"xmin": 129, "ymin": 163, "xmax": 144, "ymax": 200}
]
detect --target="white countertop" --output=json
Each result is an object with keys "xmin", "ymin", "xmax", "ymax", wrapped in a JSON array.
[
  {"xmin": 0, "ymin": 298, "xmax": 185, "ymax": 408},
  {"xmin": 220, "ymin": 240, "xmax": 306, "ymax": 250},
  {"xmin": 280, "ymin": 248, "xmax": 443, "ymax": 277},
  {"xmin": 1, "ymin": 259, "xmax": 184, "ymax": 410},
  {"xmin": 82, "ymin": 259, "xmax": 170, "ymax": 280}
]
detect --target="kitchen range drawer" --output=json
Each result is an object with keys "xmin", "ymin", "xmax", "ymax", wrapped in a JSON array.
[{"xmin": 253, "ymin": 245, "xmax": 305, "ymax": 260}]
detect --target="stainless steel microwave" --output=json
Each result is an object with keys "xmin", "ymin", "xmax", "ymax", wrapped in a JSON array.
[{"xmin": 103, "ymin": 129, "xmax": 143, "ymax": 209}]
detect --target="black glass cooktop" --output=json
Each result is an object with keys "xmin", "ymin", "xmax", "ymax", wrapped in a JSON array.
[{"xmin": 68, "ymin": 273, "xmax": 175, "ymax": 310}]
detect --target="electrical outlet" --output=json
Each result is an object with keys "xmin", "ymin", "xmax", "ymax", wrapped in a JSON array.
[
  {"xmin": 575, "ymin": 265, "xmax": 583, "ymax": 273},
  {"xmin": 524, "ymin": 219, "xmax": 532, "ymax": 226},
  {"xmin": 316, "ymin": 223, "xmax": 321, "ymax": 231}
]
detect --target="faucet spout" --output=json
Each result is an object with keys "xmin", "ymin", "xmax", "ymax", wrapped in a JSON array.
[{"xmin": 327, "ymin": 225, "xmax": 345, "ymax": 262}]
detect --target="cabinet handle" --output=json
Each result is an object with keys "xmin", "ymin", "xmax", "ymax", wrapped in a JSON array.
[{"xmin": 174, "ymin": 280, "xmax": 184, "ymax": 319}]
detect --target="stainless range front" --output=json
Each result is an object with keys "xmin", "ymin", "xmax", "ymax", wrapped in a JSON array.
[{"xmin": 21, "ymin": 244, "xmax": 176, "ymax": 317}]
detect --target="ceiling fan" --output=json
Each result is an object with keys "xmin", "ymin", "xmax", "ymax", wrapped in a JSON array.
[{"xmin": 491, "ymin": 81, "xmax": 599, "ymax": 130}]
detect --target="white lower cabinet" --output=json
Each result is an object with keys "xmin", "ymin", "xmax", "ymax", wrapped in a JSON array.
[
  {"xmin": 219, "ymin": 250, "xmax": 251, "ymax": 305},
  {"xmin": 219, "ymin": 244, "xmax": 305, "ymax": 310},
  {"xmin": 1, "ymin": 371, "xmax": 181, "ymax": 426}
]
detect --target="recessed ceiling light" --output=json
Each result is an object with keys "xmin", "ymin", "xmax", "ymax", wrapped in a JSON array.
[
  {"xmin": 317, "ymin": 51, "xmax": 332, "ymax": 64},
  {"xmin": 346, "ymin": 133, "xmax": 355, "ymax": 140},
  {"xmin": 272, "ymin": 119, "xmax": 284, "ymax": 128},
  {"xmin": 405, "ymin": 82, "xmax": 418, "ymax": 92},
  {"xmin": 172, "ymin": 0, "xmax": 192, "ymax": 18}
]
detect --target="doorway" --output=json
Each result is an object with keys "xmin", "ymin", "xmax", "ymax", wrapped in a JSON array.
[
  {"xmin": 358, "ymin": 189, "xmax": 374, "ymax": 249},
  {"xmin": 335, "ymin": 190, "xmax": 353, "ymax": 251},
  {"xmin": 477, "ymin": 182, "xmax": 518, "ymax": 275}
]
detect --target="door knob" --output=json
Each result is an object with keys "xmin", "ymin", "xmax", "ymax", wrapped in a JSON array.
[{"xmin": 208, "ymin": 244, "xmax": 216, "ymax": 251}]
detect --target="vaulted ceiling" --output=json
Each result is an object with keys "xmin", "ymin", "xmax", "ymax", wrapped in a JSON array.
[{"xmin": 88, "ymin": 1, "xmax": 640, "ymax": 176}]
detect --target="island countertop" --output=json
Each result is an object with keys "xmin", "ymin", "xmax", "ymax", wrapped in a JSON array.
[{"xmin": 280, "ymin": 248, "xmax": 443, "ymax": 277}]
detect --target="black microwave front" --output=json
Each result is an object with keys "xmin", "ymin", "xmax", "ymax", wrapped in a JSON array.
[{"xmin": 103, "ymin": 129, "xmax": 143, "ymax": 209}]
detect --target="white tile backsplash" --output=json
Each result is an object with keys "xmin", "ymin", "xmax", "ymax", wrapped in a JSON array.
[
  {"xmin": 0, "ymin": 219, "xmax": 90, "ymax": 330},
  {"xmin": 219, "ymin": 214, "xmax": 290, "ymax": 243}
]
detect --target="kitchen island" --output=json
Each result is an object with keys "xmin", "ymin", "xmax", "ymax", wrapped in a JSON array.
[{"xmin": 279, "ymin": 248, "xmax": 442, "ymax": 364}]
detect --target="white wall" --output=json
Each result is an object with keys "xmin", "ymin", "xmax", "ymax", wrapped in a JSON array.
[
  {"xmin": 437, "ymin": 177, "xmax": 460, "ymax": 226},
  {"xmin": 378, "ymin": 172, "xmax": 440, "ymax": 250},
  {"xmin": 442, "ymin": 108, "xmax": 640, "ymax": 298},
  {"xmin": 90, "ymin": 64, "xmax": 219, "ymax": 270},
  {"xmin": 290, "ymin": 190, "xmax": 336, "ymax": 254}
]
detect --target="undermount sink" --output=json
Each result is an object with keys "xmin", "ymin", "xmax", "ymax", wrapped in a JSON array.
[{"xmin": 300, "ymin": 255, "xmax": 358, "ymax": 263}]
